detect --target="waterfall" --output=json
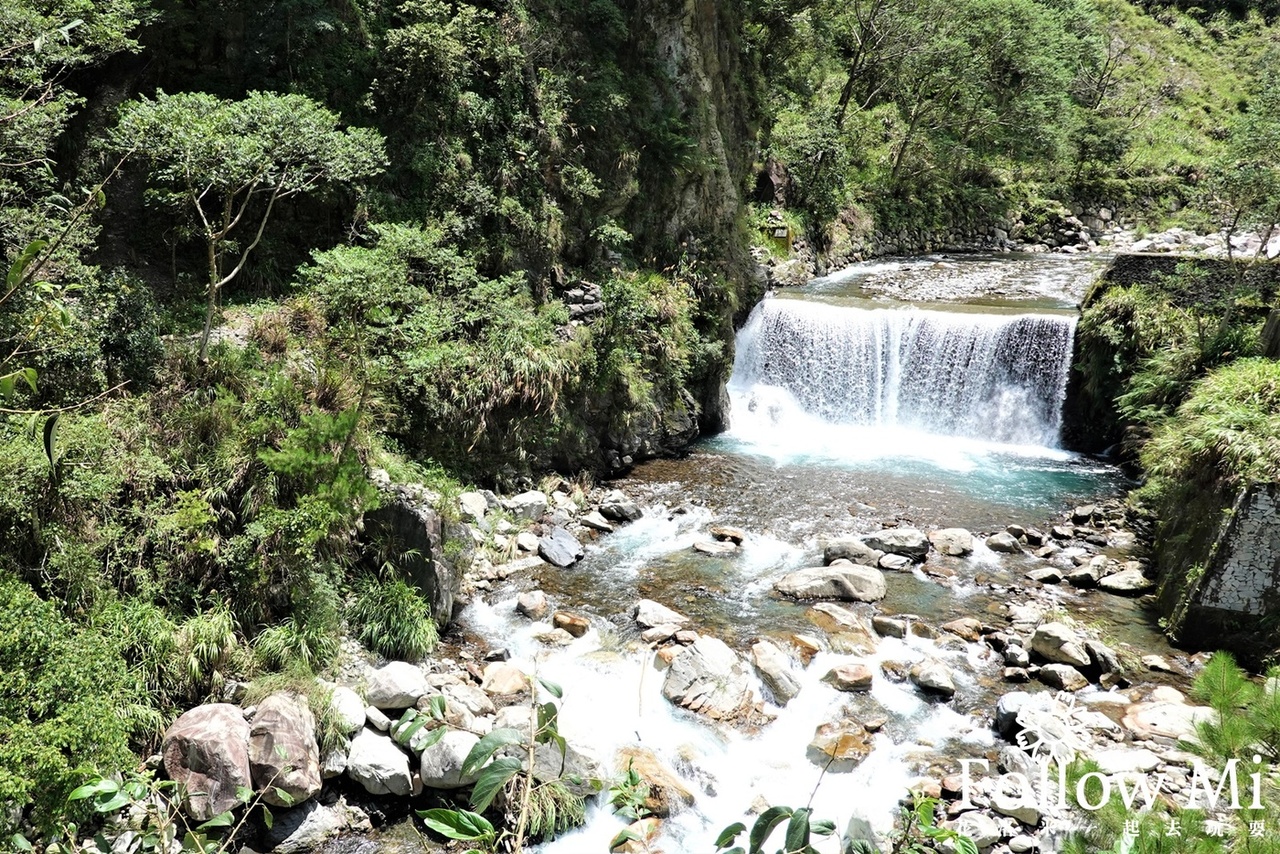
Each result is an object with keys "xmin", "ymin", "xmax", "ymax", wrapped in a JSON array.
[{"xmin": 729, "ymin": 298, "xmax": 1077, "ymax": 449}]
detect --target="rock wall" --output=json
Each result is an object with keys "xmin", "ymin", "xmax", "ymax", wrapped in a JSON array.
[{"xmin": 1164, "ymin": 485, "xmax": 1280, "ymax": 664}]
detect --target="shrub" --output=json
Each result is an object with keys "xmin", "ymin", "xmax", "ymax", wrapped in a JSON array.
[{"xmin": 348, "ymin": 578, "xmax": 438, "ymax": 661}]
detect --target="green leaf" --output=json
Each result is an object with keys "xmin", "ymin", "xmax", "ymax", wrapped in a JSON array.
[
  {"xmin": 715, "ymin": 822, "xmax": 746, "ymax": 849},
  {"xmin": 68, "ymin": 779, "xmax": 118, "ymax": 801},
  {"xmin": 953, "ymin": 836, "xmax": 979, "ymax": 854},
  {"xmin": 235, "ymin": 786, "xmax": 253, "ymax": 803},
  {"xmin": 94, "ymin": 792, "xmax": 130, "ymax": 813},
  {"xmin": 749, "ymin": 806, "xmax": 792, "ymax": 853},
  {"xmin": 417, "ymin": 808, "xmax": 495, "ymax": 841},
  {"xmin": 416, "ymin": 726, "xmax": 447, "ymax": 751},
  {"xmin": 538, "ymin": 676, "xmax": 563, "ymax": 698},
  {"xmin": 610, "ymin": 827, "xmax": 642, "ymax": 849},
  {"xmin": 810, "ymin": 819, "xmax": 836, "ymax": 836},
  {"xmin": 784, "ymin": 808, "xmax": 811, "ymax": 852},
  {"xmin": 460, "ymin": 727, "xmax": 524, "ymax": 778},
  {"xmin": 9, "ymin": 834, "xmax": 33, "ymax": 851},
  {"xmin": 426, "ymin": 694, "xmax": 447, "ymax": 719},
  {"xmin": 7, "ymin": 240, "xmax": 47, "ymax": 289},
  {"xmin": 469, "ymin": 756, "xmax": 522, "ymax": 812},
  {"xmin": 273, "ymin": 787, "xmax": 296, "ymax": 807},
  {"xmin": 43, "ymin": 413, "xmax": 60, "ymax": 469},
  {"xmin": 263, "ymin": 806, "xmax": 274, "ymax": 831},
  {"xmin": 195, "ymin": 811, "xmax": 235, "ymax": 831}
]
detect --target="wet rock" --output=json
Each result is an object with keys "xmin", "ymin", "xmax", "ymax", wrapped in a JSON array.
[
  {"xmin": 262, "ymin": 796, "xmax": 369, "ymax": 854},
  {"xmin": 792, "ymin": 634, "xmax": 823, "ymax": 663},
  {"xmin": 993, "ymin": 791, "xmax": 1040, "ymax": 825},
  {"xmin": 634, "ymin": 599, "xmax": 690, "ymax": 629},
  {"xmin": 1099, "ymin": 568, "xmax": 1154, "ymax": 595},
  {"xmin": 365, "ymin": 662, "xmax": 428, "ymax": 710},
  {"xmin": 1065, "ymin": 565, "xmax": 1101, "ymax": 587},
  {"xmin": 1023, "ymin": 528, "xmax": 1046, "ymax": 547},
  {"xmin": 1085, "ymin": 640, "xmax": 1122, "ymax": 674},
  {"xmin": 1035, "ymin": 544, "xmax": 1060, "ymax": 559},
  {"xmin": 822, "ymin": 662, "xmax": 874, "ymax": 692},
  {"xmin": 1004, "ymin": 646, "xmax": 1030, "ymax": 668},
  {"xmin": 929, "ymin": 528, "xmax": 974, "ymax": 556},
  {"xmin": 872, "ymin": 615, "xmax": 908, "ymax": 638},
  {"xmin": 1030, "ymin": 622, "xmax": 1090, "ymax": 667},
  {"xmin": 533, "ymin": 738, "xmax": 606, "ymax": 797},
  {"xmin": 1038, "ymin": 663, "xmax": 1089, "ymax": 691},
  {"xmin": 481, "ymin": 662, "xmax": 529, "ymax": 695},
  {"xmin": 1050, "ymin": 525, "xmax": 1075, "ymax": 540},
  {"xmin": 710, "ymin": 524, "xmax": 746, "ymax": 544},
  {"xmin": 774, "ymin": 565, "xmax": 887, "ymax": 602},
  {"xmin": 1026, "ymin": 567, "xmax": 1062, "ymax": 584},
  {"xmin": 823, "ymin": 537, "xmax": 884, "ymax": 567},
  {"xmin": 535, "ymin": 627, "xmax": 576, "ymax": 646},
  {"xmin": 752, "ymin": 640, "xmax": 802, "ymax": 704},
  {"xmin": 809, "ymin": 719, "xmax": 873, "ymax": 762},
  {"xmin": 600, "ymin": 489, "xmax": 643, "ymax": 522},
  {"xmin": 1142, "ymin": 654, "xmax": 1174, "ymax": 672},
  {"xmin": 346, "ymin": 728, "xmax": 412, "ymax": 796},
  {"xmin": 616, "ymin": 747, "xmax": 695, "ymax": 817},
  {"xmin": 329, "ymin": 686, "xmax": 367, "ymax": 736},
  {"xmin": 661, "ymin": 636, "xmax": 752, "ymax": 720},
  {"xmin": 1007, "ymin": 524, "xmax": 1027, "ymax": 539},
  {"xmin": 419, "ymin": 730, "xmax": 483, "ymax": 789},
  {"xmin": 693, "ymin": 540, "xmax": 737, "ymax": 556},
  {"xmin": 948, "ymin": 811, "xmax": 1000, "ymax": 848},
  {"xmin": 1072, "ymin": 505, "xmax": 1096, "ymax": 524},
  {"xmin": 941, "ymin": 618, "xmax": 982, "ymax": 642},
  {"xmin": 806, "ymin": 603, "xmax": 875, "ymax": 653},
  {"xmin": 909, "ymin": 661, "xmax": 956, "ymax": 698},
  {"xmin": 1004, "ymin": 667, "xmax": 1031, "ymax": 682},
  {"xmin": 995, "ymin": 692, "xmax": 1032, "ymax": 739},
  {"xmin": 505, "ymin": 490, "xmax": 549, "ymax": 521},
  {"xmin": 581, "ymin": 511, "xmax": 614, "ymax": 532},
  {"xmin": 539, "ymin": 526, "xmax": 585, "ymax": 567},
  {"xmin": 553, "ymin": 610, "xmax": 591, "ymax": 638},
  {"xmin": 879, "ymin": 553, "xmax": 913, "ymax": 571},
  {"xmin": 161, "ymin": 704, "xmax": 252, "ymax": 821},
  {"xmin": 863, "ymin": 527, "xmax": 930, "ymax": 560},
  {"xmin": 880, "ymin": 661, "xmax": 909, "ymax": 682},
  {"xmin": 516, "ymin": 590, "xmax": 549, "ymax": 620},
  {"xmin": 642, "ymin": 624, "xmax": 681, "ymax": 643},
  {"xmin": 1093, "ymin": 748, "xmax": 1161, "ymax": 774},
  {"xmin": 986, "ymin": 532, "xmax": 1022, "ymax": 553},
  {"xmin": 248, "ymin": 693, "xmax": 322, "ymax": 807}
]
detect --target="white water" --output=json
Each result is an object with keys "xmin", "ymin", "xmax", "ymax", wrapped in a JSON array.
[{"xmin": 728, "ymin": 298, "xmax": 1077, "ymax": 462}]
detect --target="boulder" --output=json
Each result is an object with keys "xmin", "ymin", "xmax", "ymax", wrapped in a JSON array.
[
  {"xmin": 823, "ymin": 662, "xmax": 874, "ymax": 692},
  {"xmin": 581, "ymin": 511, "xmax": 614, "ymax": 532},
  {"xmin": 616, "ymin": 747, "xmax": 695, "ymax": 817},
  {"xmin": 506, "ymin": 490, "xmax": 549, "ymax": 521},
  {"xmin": 1030, "ymin": 622, "xmax": 1090, "ymax": 667},
  {"xmin": 365, "ymin": 662, "xmax": 428, "ymax": 710},
  {"xmin": 774, "ymin": 565, "xmax": 886, "ymax": 602},
  {"xmin": 362, "ymin": 491, "xmax": 467, "ymax": 627},
  {"xmin": 1065, "ymin": 565, "xmax": 1101, "ymax": 587},
  {"xmin": 516, "ymin": 590, "xmax": 549, "ymax": 620},
  {"xmin": 419, "ymin": 730, "xmax": 483, "ymax": 789},
  {"xmin": 878, "ymin": 553, "xmax": 913, "ymax": 571},
  {"xmin": 553, "ymin": 610, "xmax": 591, "ymax": 638},
  {"xmin": 533, "ymin": 738, "xmax": 606, "ymax": 797},
  {"xmin": 909, "ymin": 662, "xmax": 956, "ymax": 698},
  {"xmin": 693, "ymin": 540, "xmax": 737, "ymax": 556},
  {"xmin": 441, "ymin": 682, "xmax": 497, "ymax": 718},
  {"xmin": 1085, "ymin": 640, "xmax": 1122, "ymax": 674},
  {"xmin": 929, "ymin": 528, "xmax": 974, "ymax": 556},
  {"xmin": 329, "ymin": 686, "xmax": 366, "ymax": 736},
  {"xmin": 806, "ymin": 602, "xmax": 874, "ymax": 645},
  {"xmin": 809, "ymin": 719, "xmax": 873, "ymax": 762},
  {"xmin": 634, "ymin": 599, "xmax": 689, "ymax": 629},
  {"xmin": 823, "ymin": 537, "xmax": 884, "ymax": 567},
  {"xmin": 986, "ymin": 532, "xmax": 1022, "ymax": 553},
  {"xmin": 458, "ymin": 491, "xmax": 489, "ymax": 522},
  {"xmin": 751, "ymin": 640, "xmax": 802, "ymax": 704},
  {"xmin": 539, "ymin": 526, "xmax": 585, "ymax": 567},
  {"xmin": 1027, "ymin": 567, "xmax": 1063, "ymax": 584},
  {"xmin": 1099, "ymin": 568, "xmax": 1155, "ymax": 595},
  {"xmin": 161, "ymin": 704, "xmax": 252, "ymax": 821},
  {"xmin": 481, "ymin": 662, "xmax": 529, "ymax": 695},
  {"xmin": 948, "ymin": 812, "xmax": 1000, "ymax": 848},
  {"xmin": 345, "ymin": 728, "xmax": 412, "ymax": 796},
  {"xmin": 1050, "ymin": 525, "xmax": 1075, "ymax": 540},
  {"xmin": 1038, "ymin": 663, "xmax": 1089, "ymax": 691},
  {"xmin": 995, "ymin": 692, "xmax": 1033, "ymax": 739},
  {"xmin": 600, "ymin": 490, "xmax": 643, "ymax": 522},
  {"xmin": 872, "ymin": 615, "xmax": 907, "ymax": 639},
  {"xmin": 661, "ymin": 636, "xmax": 752, "ymax": 720},
  {"xmin": 710, "ymin": 525, "xmax": 747, "ymax": 544},
  {"xmin": 262, "ymin": 797, "xmax": 369, "ymax": 854},
  {"xmin": 863, "ymin": 527, "xmax": 929, "ymax": 560},
  {"xmin": 516, "ymin": 531, "xmax": 540, "ymax": 552},
  {"xmin": 993, "ymin": 791, "xmax": 1040, "ymax": 825},
  {"xmin": 940, "ymin": 618, "xmax": 982, "ymax": 642},
  {"xmin": 1121, "ymin": 700, "xmax": 1214, "ymax": 741},
  {"xmin": 1093, "ymin": 748, "xmax": 1161, "ymax": 775},
  {"xmin": 247, "ymin": 693, "xmax": 322, "ymax": 807}
]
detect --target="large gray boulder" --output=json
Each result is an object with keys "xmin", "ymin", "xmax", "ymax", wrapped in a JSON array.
[
  {"xmin": 345, "ymin": 728, "xmax": 412, "ymax": 796},
  {"xmin": 329, "ymin": 686, "xmax": 367, "ymax": 736},
  {"xmin": 1030, "ymin": 622, "xmax": 1090, "ymax": 667},
  {"xmin": 774, "ymin": 565, "xmax": 886, "ymax": 602},
  {"xmin": 928, "ymin": 528, "xmax": 974, "ymax": 556},
  {"xmin": 600, "ymin": 489, "xmax": 643, "ymax": 522},
  {"xmin": 634, "ymin": 599, "xmax": 689, "ymax": 629},
  {"xmin": 909, "ymin": 661, "xmax": 956, "ymax": 698},
  {"xmin": 751, "ymin": 640, "xmax": 802, "ymax": 704},
  {"xmin": 822, "ymin": 537, "xmax": 884, "ymax": 567},
  {"xmin": 539, "ymin": 526, "xmax": 584, "ymax": 567},
  {"xmin": 986, "ymin": 532, "xmax": 1022, "ymax": 553},
  {"xmin": 505, "ymin": 490, "xmax": 549, "ymax": 521},
  {"xmin": 1099, "ymin": 568, "xmax": 1155, "ymax": 595},
  {"xmin": 365, "ymin": 661, "xmax": 428, "ymax": 709},
  {"xmin": 248, "ymin": 693, "xmax": 322, "ymax": 807},
  {"xmin": 419, "ymin": 730, "xmax": 483, "ymax": 789},
  {"xmin": 161, "ymin": 704, "xmax": 252, "ymax": 821},
  {"xmin": 262, "ymin": 797, "xmax": 370, "ymax": 854},
  {"xmin": 862, "ymin": 527, "xmax": 929, "ymax": 560},
  {"xmin": 662, "ymin": 636, "xmax": 752, "ymax": 720}
]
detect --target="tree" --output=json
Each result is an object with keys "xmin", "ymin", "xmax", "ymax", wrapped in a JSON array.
[{"xmin": 110, "ymin": 90, "xmax": 386, "ymax": 359}]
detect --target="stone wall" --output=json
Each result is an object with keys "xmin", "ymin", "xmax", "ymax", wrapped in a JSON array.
[{"xmin": 1164, "ymin": 485, "xmax": 1280, "ymax": 666}]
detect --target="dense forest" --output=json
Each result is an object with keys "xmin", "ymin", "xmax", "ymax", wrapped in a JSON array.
[{"xmin": 2, "ymin": 0, "xmax": 1279, "ymax": 850}]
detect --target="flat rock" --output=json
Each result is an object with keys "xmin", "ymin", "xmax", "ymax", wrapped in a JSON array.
[
  {"xmin": 752, "ymin": 640, "xmax": 802, "ymax": 704},
  {"xmin": 419, "ymin": 730, "xmax": 483, "ymax": 789},
  {"xmin": 929, "ymin": 528, "xmax": 974, "ymax": 557},
  {"xmin": 1093, "ymin": 748, "xmax": 1162, "ymax": 775},
  {"xmin": 505, "ymin": 490, "xmax": 548, "ymax": 521},
  {"xmin": 1027, "ymin": 567, "xmax": 1062, "ymax": 584},
  {"xmin": 161, "ymin": 704, "xmax": 251, "ymax": 821},
  {"xmin": 481, "ymin": 662, "xmax": 529, "ymax": 695},
  {"xmin": 365, "ymin": 662, "xmax": 428, "ymax": 710},
  {"xmin": 1122, "ymin": 701, "xmax": 1214, "ymax": 741},
  {"xmin": 986, "ymin": 532, "xmax": 1022, "ymax": 553},
  {"xmin": 1030, "ymin": 622, "xmax": 1090, "ymax": 667},
  {"xmin": 863, "ymin": 527, "xmax": 929, "ymax": 560},
  {"xmin": 634, "ymin": 599, "xmax": 690, "ymax": 629},
  {"xmin": 774, "ymin": 565, "xmax": 886, "ymax": 602},
  {"xmin": 1038, "ymin": 663, "xmax": 1089, "ymax": 691},
  {"xmin": 823, "ymin": 537, "xmax": 884, "ymax": 567},
  {"xmin": 539, "ymin": 526, "xmax": 585, "ymax": 567},
  {"xmin": 661, "ymin": 636, "xmax": 751, "ymax": 720},
  {"xmin": 878, "ymin": 553, "xmax": 913, "ymax": 571},
  {"xmin": 709, "ymin": 524, "xmax": 746, "ymax": 544},
  {"xmin": 940, "ymin": 617, "xmax": 982, "ymax": 642},
  {"xmin": 346, "ymin": 728, "xmax": 412, "ymax": 796},
  {"xmin": 581, "ymin": 511, "xmax": 614, "ymax": 532},
  {"xmin": 823, "ymin": 662, "xmax": 874, "ymax": 692},
  {"xmin": 693, "ymin": 540, "xmax": 737, "ymax": 556},
  {"xmin": 1099, "ymin": 568, "xmax": 1155, "ymax": 595}
]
